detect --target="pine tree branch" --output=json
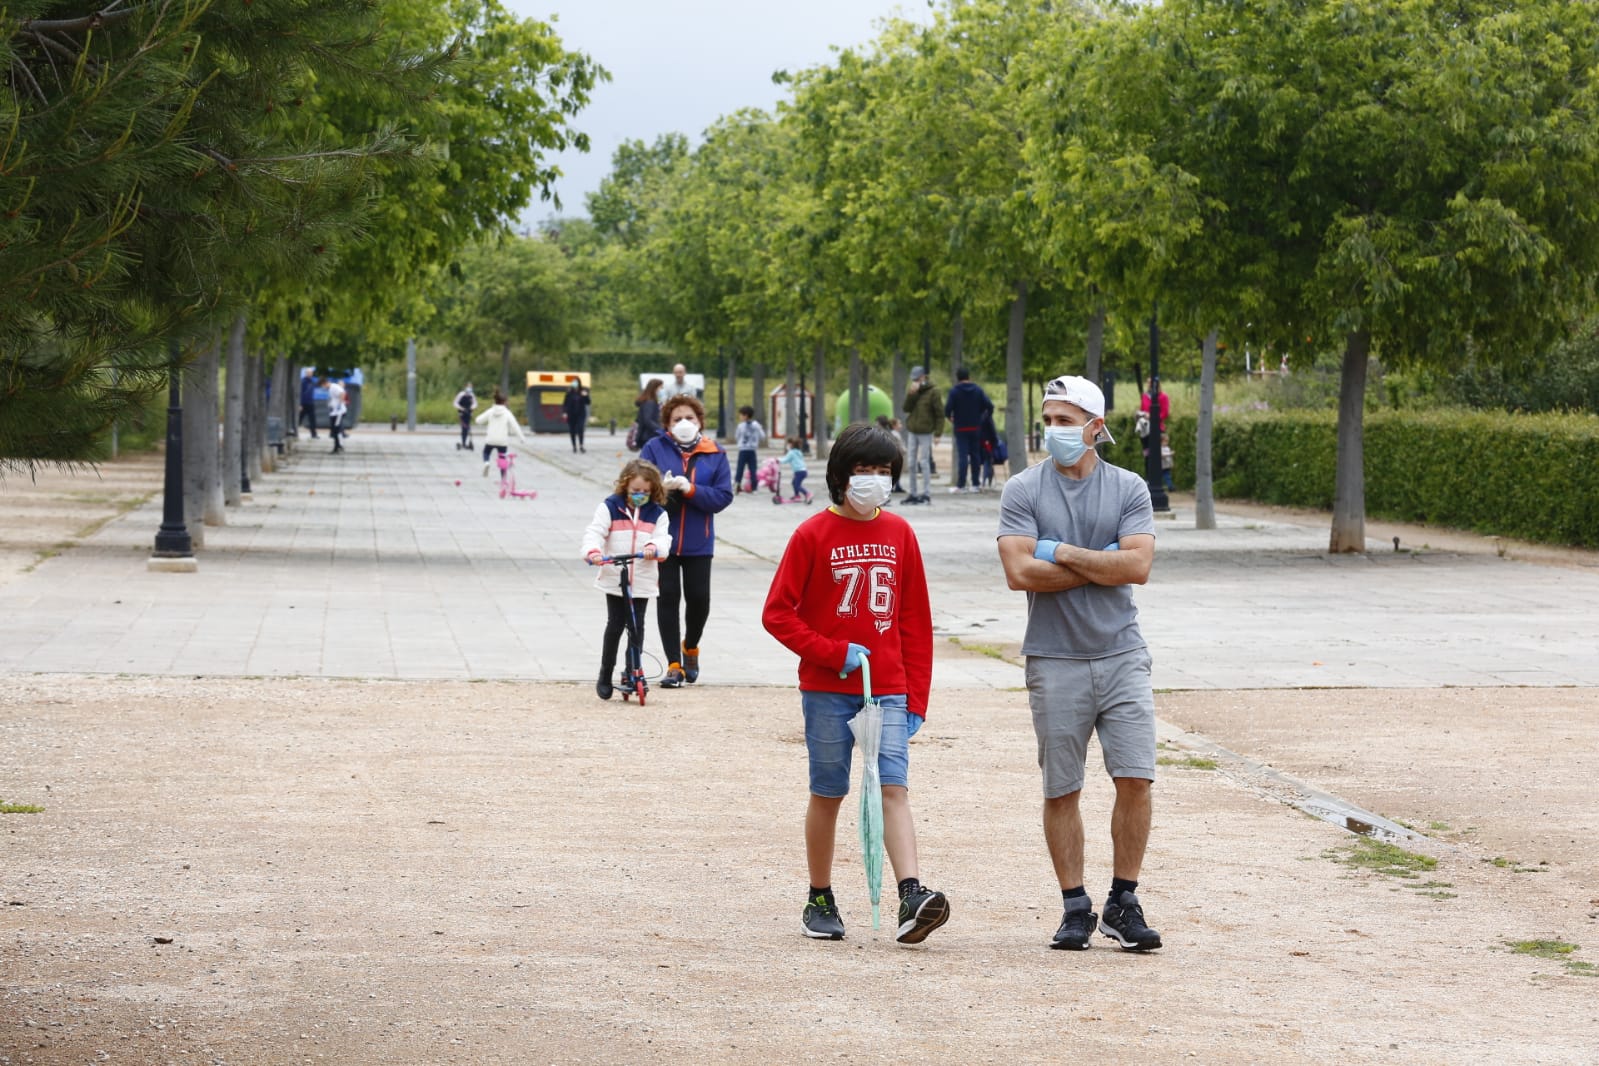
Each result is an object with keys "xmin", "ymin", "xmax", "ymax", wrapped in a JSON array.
[{"xmin": 15, "ymin": 3, "xmax": 146, "ymax": 35}]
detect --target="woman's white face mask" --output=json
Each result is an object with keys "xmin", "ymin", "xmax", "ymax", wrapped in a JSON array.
[{"xmin": 671, "ymin": 417, "xmax": 701, "ymax": 444}]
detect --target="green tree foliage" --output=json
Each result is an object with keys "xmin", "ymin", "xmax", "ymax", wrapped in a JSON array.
[{"xmin": 436, "ymin": 233, "xmax": 598, "ymax": 394}]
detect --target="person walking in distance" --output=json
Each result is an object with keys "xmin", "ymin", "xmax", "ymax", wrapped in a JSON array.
[
  {"xmin": 475, "ymin": 387, "xmax": 527, "ymax": 475},
  {"xmin": 995, "ymin": 374, "xmax": 1163, "ymax": 953},
  {"xmin": 454, "ymin": 383, "xmax": 477, "ymax": 449},
  {"xmin": 733, "ymin": 405, "xmax": 765, "ymax": 493},
  {"xmin": 901, "ymin": 366, "xmax": 943, "ymax": 504},
  {"xmin": 944, "ymin": 367, "xmax": 993, "ymax": 493},
  {"xmin": 761, "ymin": 421, "xmax": 950, "ymax": 945},
  {"xmin": 326, "ymin": 376, "xmax": 348, "ymax": 453},
  {"xmin": 562, "ymin": 380, "xmax": 590, "ymax": 454},
  {"xmin": 638, "ymin": 394, "xmax": 733, "ymax": 688},
  {"xmin": 299, "ymin": 369, "xmax": 319, "ymax": 439}
]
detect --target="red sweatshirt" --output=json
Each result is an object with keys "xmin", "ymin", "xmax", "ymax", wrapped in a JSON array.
[{"xmin": 761, "ymin": 507, "xmax": 934, "ymax": 718}]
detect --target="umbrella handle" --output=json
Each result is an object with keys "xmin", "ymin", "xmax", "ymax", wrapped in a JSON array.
[{"xmin": 858, "ymin": 654, "xmax": 872, "ymax": 702}]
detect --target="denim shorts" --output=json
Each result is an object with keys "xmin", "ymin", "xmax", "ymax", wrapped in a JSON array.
[{"xmin": 802, "ymin": 691, "xmax": 911, "ymax": 798}]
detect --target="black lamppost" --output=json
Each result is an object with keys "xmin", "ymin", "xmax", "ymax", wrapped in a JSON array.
[
  {"xmin": 151, "ymin": 338, "xmax": 195, "ymax": 566},
  {"xmin": 1146, "ymin": 308, "xmax": 1171, "ymax": 513}
]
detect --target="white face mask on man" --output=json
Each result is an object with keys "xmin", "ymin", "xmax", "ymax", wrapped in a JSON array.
[
  {"xmin": 845, "ymin": 474, "xmax": 892, "ymax": 512},
  {"xmin": 671, "ymin": 417, "xmax": 701, "ymax": 445}
]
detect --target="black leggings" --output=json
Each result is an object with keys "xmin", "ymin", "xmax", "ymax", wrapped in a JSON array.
[
  {"xmin": 601, "ymin": 594, "xmax": 649, "ymax": 677},
  {"xmin": 656, "ymin": 554, "xmax": 712, "ymax": 666},
  {"xmin": 569, "ymin": 425, "xmax": 585, "ymax": 451},
  {"xmin": 482, "ymin": 443, "xmax": 506, "ymax": 463}
]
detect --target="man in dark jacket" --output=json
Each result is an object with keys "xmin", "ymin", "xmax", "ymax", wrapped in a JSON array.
[
  {"xmin": 944, "ymin": 367, "xmax": 993, "ymax": 493},
  {"xmin": 901, "ymin": 366, "xmax": 944, "ymax": 504},
  {"xmin": 298, "ymin": 369, "xmax": 318, "ymax": 439},
  {"xmin": 562, "ymin": 381, "xmax": 590, "ymax": 453}
]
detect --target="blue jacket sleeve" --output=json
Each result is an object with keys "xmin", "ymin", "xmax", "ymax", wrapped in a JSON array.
[{"xmin": 685, "ymin": 448, "xmax": 733, "ymax": 514}]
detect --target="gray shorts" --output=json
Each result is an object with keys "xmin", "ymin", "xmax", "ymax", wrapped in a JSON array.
[{"xmin": 1025, "ymin": 648, "xmax": 1156, "ymax": 798}]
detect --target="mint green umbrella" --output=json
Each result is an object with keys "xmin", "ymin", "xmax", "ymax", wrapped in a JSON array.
[{"xmin": 847, "ymin": 656, "xmax": 886, "ymax": 930}]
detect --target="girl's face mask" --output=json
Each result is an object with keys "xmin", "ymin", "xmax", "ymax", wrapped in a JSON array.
[{"xmin": 628, "ymin": 491, "xmax": 649, "ymax": 508}]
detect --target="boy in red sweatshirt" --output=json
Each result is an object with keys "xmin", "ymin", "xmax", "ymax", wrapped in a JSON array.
[{"xmin": 761, "ymin": 422, "xmax": 950, "ymax": 945}]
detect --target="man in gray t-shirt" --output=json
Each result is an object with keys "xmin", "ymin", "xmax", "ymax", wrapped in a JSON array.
[{"xmin": 996, "ymin": 374, "xmax": 1164, "ymax": 954}]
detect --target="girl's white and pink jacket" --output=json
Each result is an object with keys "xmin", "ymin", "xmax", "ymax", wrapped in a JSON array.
[{"xmin": 581, "ymin": 494, "xmax": 673, "ymax": 598}]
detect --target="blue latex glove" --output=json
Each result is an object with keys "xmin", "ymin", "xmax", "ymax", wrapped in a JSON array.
[
  {"xmin": 839, "ymin": 643, "xmax": 870, "ymax": 677},
  {"xmin": 1033, "ymin": 539, "xmax": 1062, "ymax": 563},
  {"xmin": 906, "ymin": 713, "xmax": 923, "ymax": 739}
]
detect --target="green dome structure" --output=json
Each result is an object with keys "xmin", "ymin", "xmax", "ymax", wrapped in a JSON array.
[{"xmin": 832, "ymin": 385, "xmax": 894, "ymax": 434}]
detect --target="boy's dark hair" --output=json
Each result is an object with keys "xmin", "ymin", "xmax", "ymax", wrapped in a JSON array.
[
  {"xmin": 738, "ymin": 405, "xmax": 755, "ymax": 418},
  {"xmin": 956, "ymin": 366, "xmax": 971, "ymax": 381},
  {"xmin": 826, "ymin": 423, "xmax": 904, "ymax": 504}
]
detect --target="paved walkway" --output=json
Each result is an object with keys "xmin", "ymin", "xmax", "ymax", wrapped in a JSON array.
[{"xmin": 2, "ymin": 429, "xmax": 1597, "ymax": 688}]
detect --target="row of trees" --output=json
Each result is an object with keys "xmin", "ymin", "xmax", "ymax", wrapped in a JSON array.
[
  {"xmin": 558, "ymin": 0, "xmax": 1599, "ymax": 550},
  {"xmin": 2, "ymin": 1, "xmax": 602, "ymax": 494}
]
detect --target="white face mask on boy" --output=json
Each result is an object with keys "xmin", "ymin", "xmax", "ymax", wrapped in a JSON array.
[{"xmin": 846, "ymin": 474, "xmax": 892, "ymax": 511}]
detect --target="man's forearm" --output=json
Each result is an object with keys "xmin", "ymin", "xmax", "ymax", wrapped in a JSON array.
[{"xmin": 1050, "ymin": 543, "xmax": 1148, "ymax": 586}]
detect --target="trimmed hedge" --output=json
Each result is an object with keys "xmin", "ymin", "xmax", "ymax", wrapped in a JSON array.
[{"xmin": 1102, "ymin": 408, "xmax": 1599, "ymax": 548}]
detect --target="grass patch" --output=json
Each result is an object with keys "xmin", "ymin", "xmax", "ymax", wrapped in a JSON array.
[
  {"xmin": 0, "ymin": 801, "xmax": 44, "ymax": 814},
  {"xmin": 1157, "ymin": 754, "xmax": 1218, "ymax": 770},
  {"xmin": 1427, "ymin": 820, "xmax": 1452, "ymax": 832},
  {"xmin": 1326, "ymin": 838, "xmax": 1437, "ymax": 880},
  {"xmin": 1508, "ymin": 939, "xmax": 1576, "ymax": 960},
  {"xmin": 947, "ymin": 637, "xmax": 1013, "ymax": 663}
]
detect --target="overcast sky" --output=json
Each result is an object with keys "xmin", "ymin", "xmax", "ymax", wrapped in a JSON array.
[{"xmin": 505, "ymin": 1, "xmax": 927, "ymax": 223}]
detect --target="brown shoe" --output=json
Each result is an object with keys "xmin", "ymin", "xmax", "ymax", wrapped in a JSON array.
[{"xmin": 682, "ymin": 646, "xmax": 699, "ymax": 683}]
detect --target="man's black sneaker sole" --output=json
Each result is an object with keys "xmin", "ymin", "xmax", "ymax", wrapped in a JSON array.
[
  {"xmin": 1099, "ymin": 918, "xmax": 1162, "ymax": 951},
  {"xmin": 895, "ymin": 892, "xmax": 950, "ymax": 945}
]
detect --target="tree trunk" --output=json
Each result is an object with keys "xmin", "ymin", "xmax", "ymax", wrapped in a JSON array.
[
  {"xmin": 784, "ymin": 354, "xmax": 797, "ymax": 441},
  {"xmin": 848, "ymin": 346, "xmax": 863, "ymax": 425},
  {"xmin": 182, "ymin": 339, "xmax": 222, "ymax": 542},
  {"xmin": 1329, "ymin": 328, "xmax": 1371, "ymax": 553},
  {"xmin": 725, "ymin": 354, "xmax": 738, "ymax": 442},
  {"xmin": 891, "ymin": 349, "xmax": 907, "ymax": 421},
  {"xmin": 247, "ymin": 352, "xmax": 265, "ymax": 483},
  {"xmin": 751, "ymin": 361, "xmax": 767, "ymax": 431},
  {"xmin": 1005, "ymin": 281, "xmax": 1028, "ymax": 476},
  {"xmin": 1194, "ymin": 328, "xmax": 1219, "ymax": 530},
  {"xmin": 1085, "ymin": 301, "xmax": 1106, "ymax": 385},
  {"xmin": 499, "ymin": 340, "xmax": 512, "ymax": 397},
  {"xmin": 222, "ymin": 314, "xmax": 245, "ymax": 506},
  {"xmin": 812, "ymin": 341, "xmax": 829, "ymax": 459},
  {"xmin": 950, "ymin": 312, "xmax": 964, "ymax": 379}
]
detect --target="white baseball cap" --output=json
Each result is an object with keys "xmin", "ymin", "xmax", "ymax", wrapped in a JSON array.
[{"xmin": 1042, "ymin": 375, "xmax": 1115, "ymax": 444}]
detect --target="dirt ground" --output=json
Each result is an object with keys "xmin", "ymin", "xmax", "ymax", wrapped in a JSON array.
[
  {"xmin": 4, "ymin": 676, "xmax": 1597, "ymax": 1066},
  {"xmin": 0, "ymin": 456, "xmax": 161, "ymax": 589}
]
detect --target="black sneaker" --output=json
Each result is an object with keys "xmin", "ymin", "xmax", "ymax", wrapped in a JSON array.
[
  {"xmin": 596, "ymin": 670, "xmax": 613, "ymax": 701},
  {"xmin": 660, "ymin": 664, "xmax": 685, "ymax": 689},
  {"xmin": 895, "ymin": 886, "xmax": 950, "ymax": 944},
  {"xmin": 801, "ymin": 894, "xmax": 845, "ymax": 940},
  {"xmin": 1099, "ymin": 891, "xmax": 1162, "ymax": 951},
  {"xmin": 1050, "ymin": 895, "xmax": 1096, "ymax": 950}
]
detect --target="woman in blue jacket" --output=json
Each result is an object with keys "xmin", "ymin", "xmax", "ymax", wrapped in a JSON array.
[{"xmin": 639, "ymin": 393, "xmax": 734, "ymax": 688}]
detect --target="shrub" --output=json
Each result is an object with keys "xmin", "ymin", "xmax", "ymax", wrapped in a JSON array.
[{"xmin": 1104, "ymin": 408, "xmax": 1599, "ymax": 548}]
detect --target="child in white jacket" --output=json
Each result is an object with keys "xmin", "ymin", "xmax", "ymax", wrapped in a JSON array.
[
  {"xmin": 475, "ymin": 388, "xmax": 528, "ymax": 475},
  {"xmin": 582, "ymin": 459, "xmax": 674, "ymax": 701}
]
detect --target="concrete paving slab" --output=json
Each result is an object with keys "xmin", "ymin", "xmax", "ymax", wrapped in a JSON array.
[{"xmin": 1, "ymin": 428, "xmax": 1596, "ymax": 689}]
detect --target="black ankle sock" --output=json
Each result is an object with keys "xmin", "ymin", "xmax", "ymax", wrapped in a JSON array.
[
  {"xmin": 897, "ymin": 877, "xmax": 921, "ymax": 900},
  {"xmin": 809, "ymin": 885, "xmax": 834, "ymax": 903},
  {"xmin": 1062, "ymin": 886, "xmax": 1087, "ymax": 903},
  {"xmin": 1109, "ymin": 877, "xmax": 1138, "ymax": 901}
]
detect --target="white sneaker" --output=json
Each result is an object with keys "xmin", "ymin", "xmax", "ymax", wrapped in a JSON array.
[
  {"xmin": 948, "ymin": 486, "xmax": 961, "ymax": 494},
  {"xmin": 481, "ymin": 462, "xmax": 491, "ymax": 477}
]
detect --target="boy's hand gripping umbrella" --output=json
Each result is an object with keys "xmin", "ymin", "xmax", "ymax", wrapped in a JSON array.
[{"xmin": 846, "ymin": 655, "xmax": 885, "ymax": 930}]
